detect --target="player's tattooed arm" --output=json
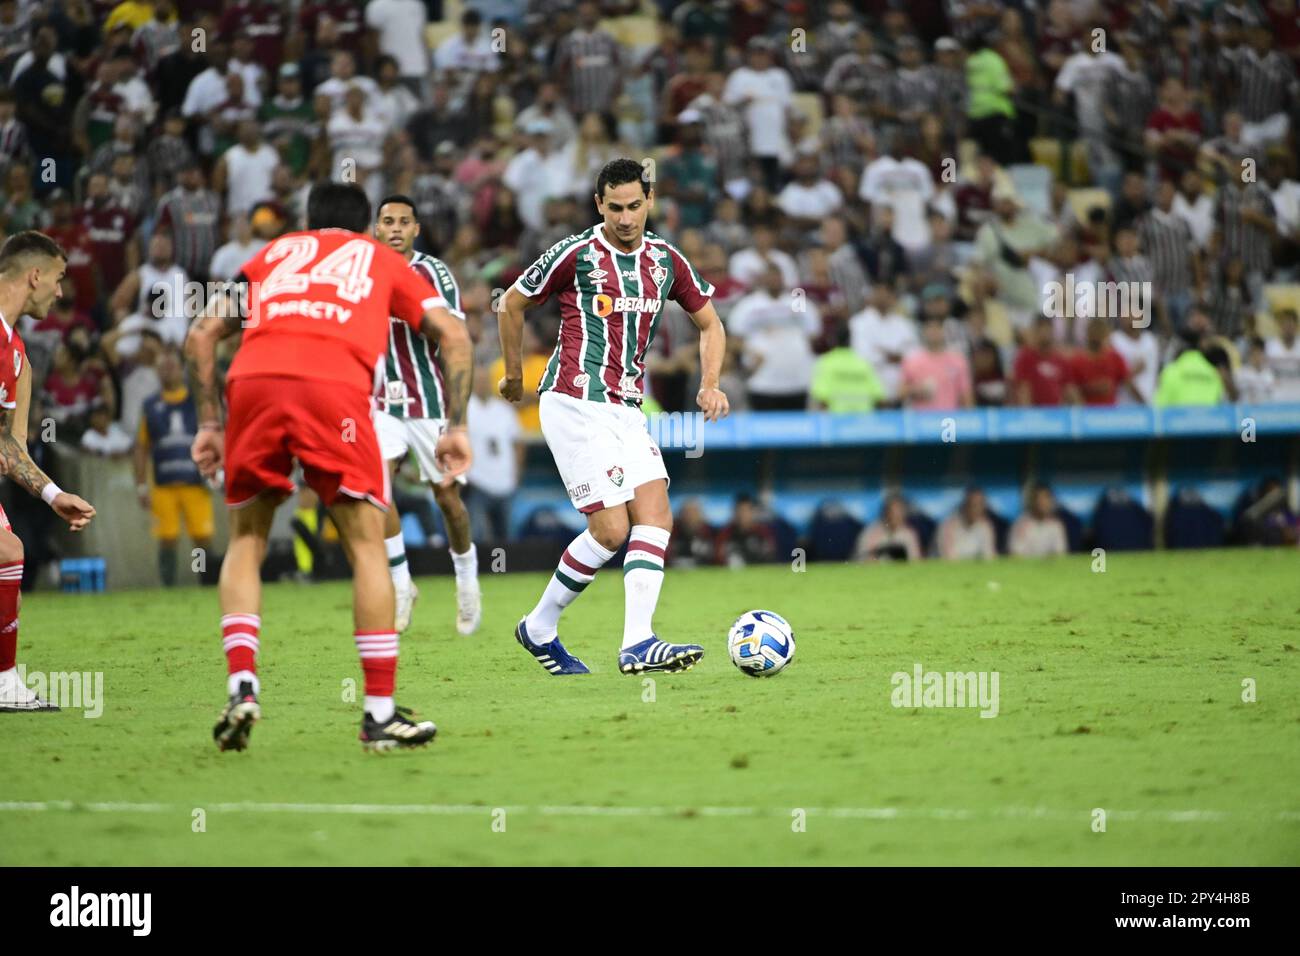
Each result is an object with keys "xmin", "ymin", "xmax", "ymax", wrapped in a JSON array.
[
  {"xmin": 183, "ymin": 285, "xmax": 244, "ymax": 426},
  {"xmin": 420, "ymin": 305, "xmax": 473, "ymax": 427},
  {"xmin": 0, "ymin": 407, "xmax": 55, "ymax": 498}
]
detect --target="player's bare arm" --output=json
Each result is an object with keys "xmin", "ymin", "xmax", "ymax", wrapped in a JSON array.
[
  {"xmin": 420, "ymin": 304, "xmax": 474, "ymax": 483},
  {"xmin": 183, "ymin": 286, "xmax": 244, "ymax": 479},
  {"xmin": 0, "ymin": 361, "xmax": 95, "ymax": 530},
  {"xmin": 497, "ymin": 285, "xmax": 534, "ymax": 403},
  {"xmin": 689, "ymin": 300, "xmax": 730, "ymax": 422}
]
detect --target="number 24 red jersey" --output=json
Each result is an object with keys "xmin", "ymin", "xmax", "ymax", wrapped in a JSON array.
[{"xmin": 229, "ymin": 229, "xmax": 447, "ymax": 396}]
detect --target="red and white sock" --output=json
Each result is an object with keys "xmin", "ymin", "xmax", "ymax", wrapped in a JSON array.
[
  {"xmin": 0, "ymin": 560, "xmax": 23, "ymax": 672},
  {"xmin": 525, "ymin": 530, "xmax": 615, "ymax": 643},
  {"xmin": 356, "ymin": 630, "xmax": 398, "ymax": 722},
  {"xmin": 221, "ymin": 613, "xmax": 260, "ymax": 696},
  {"xmin": 623, "ymin": 526, "xmax": 670, "ymax": 649}
]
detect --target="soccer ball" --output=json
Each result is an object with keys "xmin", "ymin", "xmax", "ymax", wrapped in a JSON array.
[{"xmin": 727, "ymin": 610, "xmax": 796, "ymax": 677}]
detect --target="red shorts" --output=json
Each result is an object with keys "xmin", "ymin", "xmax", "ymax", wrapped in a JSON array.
[{"xmin": 224, "ymin": 376, "xmax": 390, "ymax": 510}]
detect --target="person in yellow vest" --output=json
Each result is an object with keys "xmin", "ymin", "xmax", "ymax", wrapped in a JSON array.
[
  {"xmin": 133, "ymin": 346, "xmax": 213, "ymax": 585},
  {"xmin": 1155, "ymin": 331, "xmax": 1227, "ymax": 406}
]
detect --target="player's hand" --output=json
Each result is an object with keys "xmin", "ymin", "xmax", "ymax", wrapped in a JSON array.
[
  {"xmin": 434, "ymin": 425, "xmax": 472, "ymax": 486},
  {"xmin": 498, "ymin": 375, "xmax": 523, "ymax": 403},
  {"xmin": 191, "ymin": 428, "xmax": 224, "ymax": 480},
  {"xmin": 52, "ymin": 492, "xmax": 96, "ymax": 531},
  {"xmin": 697, "ymin": 386, "xmax": 730, "ymax": 422}
]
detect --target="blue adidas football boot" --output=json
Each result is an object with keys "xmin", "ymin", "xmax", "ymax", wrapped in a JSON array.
[
  {"xmin": 515, "ymin": 618, "xmax": 590, "ymax": 675},
  {"xmin": 618, "ymin": 636, "xmax": 705, "ymax": 674}
]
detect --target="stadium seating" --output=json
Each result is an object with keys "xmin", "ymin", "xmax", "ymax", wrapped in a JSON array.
[
  {"xmin": 807, "ymin": 500, "xmax": 864, "ymax": 562},
  {"xmin": 1092, "ymin": 488, "xmax": 1155, "ymax": 551},
  {"xmin": 1165, "ymin": 488, "xmax": 1227, "ymax": 549}
]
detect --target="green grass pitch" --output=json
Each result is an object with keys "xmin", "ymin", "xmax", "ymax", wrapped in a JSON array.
[{"xmin": 2, "ymin": 549, "xmax": 1297, "ymax": 866}]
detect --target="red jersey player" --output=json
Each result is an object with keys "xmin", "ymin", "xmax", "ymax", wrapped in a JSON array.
[
  {"xmin": 184, "ymin": 184, "xmax": 472, "ymax": 752},
  {"xmin": 0, "ymin": 233, "xmax": 97, "ymax": 712}
]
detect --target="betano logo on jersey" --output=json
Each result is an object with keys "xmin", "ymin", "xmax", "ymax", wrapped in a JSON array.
[{"xmin": 592, "ymin": 294, "xmax": 663, "ymax": 318}]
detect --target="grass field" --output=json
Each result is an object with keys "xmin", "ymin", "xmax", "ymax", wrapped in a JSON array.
[{"xmin": 1, "ymin": 549, "xmax": 1298, "ymax": 866}]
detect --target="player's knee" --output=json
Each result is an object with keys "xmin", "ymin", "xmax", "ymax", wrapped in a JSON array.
[
  {"xmin": 590, "ymin": 515, "xmax": 629, "ymax": 552},
  {"xmin": 433, "ymin": 481, "xmax": 462, "ymax": 511}
]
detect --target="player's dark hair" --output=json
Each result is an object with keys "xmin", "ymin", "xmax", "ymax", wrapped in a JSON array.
[
  {"xmin": 306, "ymin": 182, "xmax": 372, "ymax": 233},
  {"xmin": 596, "ymin": 158, "xmax": 651, "ymax": 199},
  {"xmin": 0, "ymin": 231, "xmax": 67, "ymax": 276},
  {"xmin": 375, "ymin": 194, "xmax": 419, "ymax": 222}
]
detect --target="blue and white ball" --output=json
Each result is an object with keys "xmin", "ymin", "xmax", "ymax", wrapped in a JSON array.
[{"xmin": 728, "ymin": 610, "xmax": 796, "ymax": 677}]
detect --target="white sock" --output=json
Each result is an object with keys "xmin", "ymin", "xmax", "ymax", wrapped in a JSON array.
[
  {"xmin": 227, "ymin": 670, "xmax": 259, "ymax": 696},
  {"xmin": 386, "ymin": 533, "xmax": 411, "ymax": 589},
  {"xmin": 451, "ymin": 543, "xmax": 477, "ymax": 583},
  {"xmin": 622, "ymin": 525, "xmax": 670, "ymax": 648},
  {"xmin": 365, "ymin": 695, "xmax": 394, "ymax": 722},
  {"xmin": 525, "ymin": 530, "xmax": 616, "ymax": 643}
]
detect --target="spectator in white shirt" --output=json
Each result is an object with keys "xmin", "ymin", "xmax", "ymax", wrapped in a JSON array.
[
  {"xmin": 728, "ymin": 266, "xmax": 820, "ymax": 410},
  {"xmin": 80, "ymin": 401, "xmax": 133, "ymax": 456},
  {"xmin": 849, "ymin": 284, "xmax": 919, "ymax": 404},
  {"xmin": 374, "ymin": 55, "xmax": 420, "ymax": 132},
  {"xmin": 1108, "ymin": 311, "xmax": 1160, "ymax": 404},
  {"xmin": 1009, "ymin": 485, "xmax": 1068, "ymax": 557},
  {"xmin": 466, "ymin": 367, "xmax": 523, "ymax": 542},
  {"xmin": 722, "ymin": 36, "xmax": 794, "ymax": 191},
  {"xmin": 213, "ymin": 119, "xmax": 279, "ymax": 215},
  {"xmin": 327, "ymin": 85, "xmax": 389, "ymax": 207},
  {"xmin": 209, "ymin": 211, "xmax": 267, "ymax": 280},
  {"xmin": 937, "ymin": 488, "xmax": 998, "ymax": 560},
  {"xmin": 1266, "ymin": 309, "xmax": 1300, "ymax": 401},
  {"xmin": 859, "ymin": 144, "xmax": 936, "ymax": 253},
  {"xmin": 365, "ymin": 0, "xmax": 430, "ymax": 96},
  {"xmin": 728, "ymin": 222, "xmax": 799, "ymax": 289},
  {"xmin": 434, "ymin": 8, "xmax": 500, "ymax": 75},
  {"xmin": 502, "ymin": 120, "xmax": 572, "ymax": 232},
  {"xmin": 315, "ymin": 50, "xmax": 381, "ymax": 113},
  {"xmin": 1237, "ymin": 336, "xmax": 1277, "ymax": 404},
  {"xmin": 777, "ymin": 150, "xmax": 844, "ymax": 231},
  {"xmin": 1172, "ymin": 168, "xmax": 1214, "ymax": 251}
]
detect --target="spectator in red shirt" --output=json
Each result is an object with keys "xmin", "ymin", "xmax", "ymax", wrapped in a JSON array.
[
  {"xmin": 1071, "ymin": 318, "xmax": 1138, "ymax": 405},
  {"xmin": 44, "ymin": 189, "xmax": 102, "ymax": 316},
  {"xmin": 299, "ymin": 2, "xmax": 365, "ymax": 57},
  {"xmin": 77, "ymin": 171, "xmax": 139, "ymax": 302},
  {"xmin": 44, "ymin": 340, "xmax": 115, "ymax": 435},
  {"xmin": 1012, "ymin": 316, "xmax": 1080, "ymax": 406},
  {"xmin": 1145, "ymin": 77, "xmax": 1202, "ymax": 182},
  {"xmin": 220, "ymin": 0, "xmax": 287, "ymax": 69},
  {"xmin": 715, "ymin": 495, "xmax": 778, "ymax": 567}
]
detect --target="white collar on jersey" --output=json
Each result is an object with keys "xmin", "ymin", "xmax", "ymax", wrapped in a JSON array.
[
  {"xmin": 594, "ymin": 221, "xmax": 646, "ymax": 258},
  {"xmin": 0, "ymin": 312, "xmax": 12, "ymax": 343}
]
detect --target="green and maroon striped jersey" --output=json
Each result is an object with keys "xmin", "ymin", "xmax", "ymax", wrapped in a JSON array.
[
  {"xmin": 512, "ymin": 223, "xmax": 715, "ymax": 406},
  {"xmin": 381, "ymin": 251, "xmax": 464, "ymax": 420}
]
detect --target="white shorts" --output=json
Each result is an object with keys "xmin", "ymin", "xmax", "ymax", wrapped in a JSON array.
[
  {"xmin": 539, "ymin": 390, "xmax": 668, "ymax": 513},
  {"xmin": 373, "ymin": 411, "xmax": 466, "ymax": 486}
]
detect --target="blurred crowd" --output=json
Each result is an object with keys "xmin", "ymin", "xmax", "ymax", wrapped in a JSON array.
[{"xmin": 1, "ymin": 0, "xmax": 1300, "ymax": 458}]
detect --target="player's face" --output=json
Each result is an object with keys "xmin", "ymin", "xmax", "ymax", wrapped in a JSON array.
[
  {"xmin": 596, "ymin": 182, "xmax": 653, "ymax": 249},
  {"xmin": 27, "ymin": 257, "xmax": 66, "ymax": 317},
  {"xmin": 375, "ymin": 203, "xmax": 420, "ymax": 256}
]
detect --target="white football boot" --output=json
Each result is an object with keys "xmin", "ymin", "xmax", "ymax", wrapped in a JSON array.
[
  {"xmin": 0, "ymin": 666, "xmax": 59, "ymax": 712},
  {"xmin": 395, "ymin": 581, "xmax": 419, "ymax": 634},
  {"xmin": 455, "ymin": 577, "xmax": 481, "ymax": 635}
]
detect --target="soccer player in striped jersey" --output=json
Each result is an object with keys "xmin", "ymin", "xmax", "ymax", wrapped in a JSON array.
[
  {"xmin": 498, "ymin": 158, "xmax": 730, "ymax": 676},
  {"xmin": 373, "ymin": 196, "xmax": 481, "ymax": 635}
]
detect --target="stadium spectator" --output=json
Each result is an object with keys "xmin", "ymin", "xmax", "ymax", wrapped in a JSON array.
[
  {"xmin": 729, "ymin": 265, "xmax": 819, "ymax": 411},
  {"xmin": 723, "ymin": 36, "xmax": 793, "ymax": 192},
  {"xmin": 1266, "ymin": 309, "xmax": 1300, "ymax": 401},
  {"xmin": 213, "ymin": 118, "xmax": 279, "ymax": 215},
  {"xmin": 809, "ymin": 323, "xmax": 883, "ymax": 413},
  {"xmin": 78, "ymin": 170, "xmax": 138, "ymax": 298},
  {"xmin": 1145, "ymin": 77, "xmax": 1202, "ymax": 183},
  {"xmin": 465, "ymin": 366, "xmax": 522, "ymax": 544},
  {"xmin": 937, "ymin": 488, "xmax": 998, "ymax": 560},
  {"xmin": 80, "ymin": 399, "xmax": 131, "ymax": 456},
  {"xmin": 1139, "ymin": 179, "xmax": 1202, "ymax": 332},
  {"xmin": 728, "ymin": 221, "xmax": 798, "ymax": 289},
  {"xmin": 900, "ymin": 311, "xmax": 973, "ymax": 411},
  {"xmin": 849, "ymin": 284, "xmax": 917, "ymax": 406},
  {"xmin": 1009, "ymin": 485, "xmax": 1068, "ymax": 558},
  {"xmin": 365, "ymin": 0, "xmax": 429, "ymax": 96},
  {"xmin": 554, "ymin": 1, "xmax": 620, "ymax": 116},
  {"xmin": 109, "ymin": 230, "xmax": 189, "ymax": 351},
  {"xmin": 154, "ymin": 161, "xmax": 221, "ymax": 284},
  {"xmin": 715, "ymin": 494, "xmax": 778, "ymax": 568},
  {"xmin": 854, "ymin": 495, "xmax": 922, "ymax": 562},
  {"xmin": 1072, "ymin": 318, "xmax": 1136, "ymax": 406},
  {"xmin": 1172, "ymin": 169, "xmax": 1214, "ymax": 252},
  {"xmin": 670, "ymin": 498, "xmax": 716, "ymax": 569},
  {"xmin": 1110, "ymin": 311, "xmax": 1161, "ymax": 405},
  {"xmin": 1155, "ymin": 330, "xmax": 1227, "ymax": 406},
  {"xmin": 970, "ymin": 337, "xmax": 1008, "ymax": 406},
  {"xmin": 44, "ymin": 338, "xmax": 113, "ymax": 434},
  {"xmin": 965, "ymin": 30, "xmax": 1018, "ymax": 166},
  {"xmin": 974, "ymin": 183, "xmax": 1057, "ymax": 331},
  {"xmin": 1012, "ymin": 316, "xmax": 1079, "ymax": 407},
  {"xmin": 1237, "ymin": 336, "xmax": 1277, "ymax": 403}
]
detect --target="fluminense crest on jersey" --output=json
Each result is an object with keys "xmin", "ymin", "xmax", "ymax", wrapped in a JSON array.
[
  {"xmin": 383, "ymin": 251, "xmax": 464, "ymax": 420},
  {"xmin": 512, "ymin": 225, "xmax": 715, "ymax": 407}
]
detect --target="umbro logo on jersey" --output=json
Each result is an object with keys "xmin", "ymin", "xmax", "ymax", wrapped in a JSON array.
[
  {"xmin": 589, "ymin": 269, "xmax": 608, "ymax": 280},
  {"xmin": 593, "ymin": 294, "xmax": 662, "ymax": 318}
]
